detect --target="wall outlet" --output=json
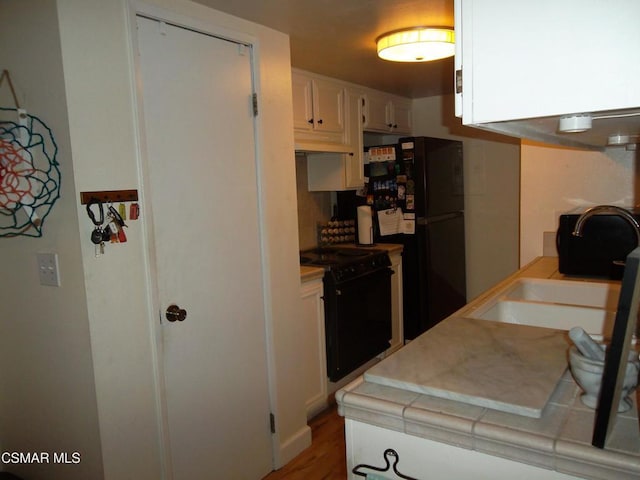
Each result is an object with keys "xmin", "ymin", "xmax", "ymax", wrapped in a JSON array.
[{"xmin": 37, "ymin": 253, "xmax": 61, "ymax": 287}]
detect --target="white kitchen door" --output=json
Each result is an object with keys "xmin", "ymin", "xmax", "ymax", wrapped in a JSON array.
[{"xmin": 136, "ymin": 16, "xmax": 273, "ymax": 479}]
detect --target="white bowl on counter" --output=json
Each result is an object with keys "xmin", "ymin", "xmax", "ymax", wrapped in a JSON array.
[{"xmin": 569, "ymin": 346, "xmax": 640, "ymax": 412}]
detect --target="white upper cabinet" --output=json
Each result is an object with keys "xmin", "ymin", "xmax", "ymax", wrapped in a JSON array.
[
  {"xmin": 363, "ymin": 90, "xmax": 412, "ymax": 135},
  {"xmin": 295, "ymin": 69, "xmax": 412, "ymax": 190},
  {"xmin": 307, "ymin": 88, "xmax": 365, "ymax": 191},
  {"xmin": 362, "ymin": 92, "xmax": 389, "ymax": 132},
  {"xmin": 291, "ymin": 72, "xmax": 315, "ymax": 130},
  {"xmin": 391, "ymin": 98, "xmax": 412, "ymax": 135},
  {"xmin": 292, "ymin": 70, "xmax": 350, "ymax": 152},
  {"xmin": 455, "ymin": 0, "xmax": 640, "ymax": 149}
]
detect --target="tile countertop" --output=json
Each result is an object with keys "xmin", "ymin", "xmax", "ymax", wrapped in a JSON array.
[
  {"xmin": 299, "ymin": 243, "xmax": 403, "ymax": 282},
  {"xmin": 336, "ymin": 256, "xmax": 640, "ymax": 480},
  {"xmin": 300, "ymin": 265, "xmax": 325, "ymax": 282}
]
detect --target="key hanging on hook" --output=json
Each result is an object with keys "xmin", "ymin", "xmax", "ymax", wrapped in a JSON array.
[
  {"xmin": 118, "ymin": 203, "xmax": 127, "ymax": 221},
  {"xmin": 108, "ymin": 205, "xmax": 127, "ymax": 229},
  {"xmin": 86, "ymin": 198, "xmax": 106, "ymax": 255}
]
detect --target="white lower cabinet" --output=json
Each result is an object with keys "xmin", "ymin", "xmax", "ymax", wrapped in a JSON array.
[
  {"xmin": 387, "ymin": 251, "xmax": 404, "ymax": 355},
  {"xmin": 299, "ymin": 275, "xmax": 328, "ymax": 419},
  {"xmin": 345, "ymin": 420, "xmax": 580, "ymax": 480}
]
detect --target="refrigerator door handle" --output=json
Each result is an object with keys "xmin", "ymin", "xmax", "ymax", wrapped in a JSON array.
[{"xmin": 416, "ymin": 211, "xmax": 464, "ymax": 226}]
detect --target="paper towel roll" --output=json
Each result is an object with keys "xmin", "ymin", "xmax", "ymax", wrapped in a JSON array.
[{"xmin": 357, "ymin": 206, "xmax": 373, "ymax": 245}]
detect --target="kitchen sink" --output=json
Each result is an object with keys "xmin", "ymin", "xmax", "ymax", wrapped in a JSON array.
[
  {"xmin": 466, "ymin": 278, "xmax": 623, "ymax": 341},
  {"xmin": 471, "ymin": 300, "xmax": 617, "ymax": 338},
  {"xmin": 501, "ymin": 278, "xmax": 620, "ymax": 310}
]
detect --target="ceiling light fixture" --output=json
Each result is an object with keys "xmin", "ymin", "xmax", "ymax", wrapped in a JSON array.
[
  {"xmin": 558, "ymin": 112, "xmax": 640, "ymax": 134},
  {"xmin": 558, "ymin": 114, "xmax": 593, "ymax": 133},
  {"xmin": 376, "ymin": 27, "xmax": 455, "ymax": 62}
]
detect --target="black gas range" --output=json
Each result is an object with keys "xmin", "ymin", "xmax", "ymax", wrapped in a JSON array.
[
  {"xmin": 300, "ymin": 246, "xmax": 391, "ymax": 282},
  {"xmin": 301, "ymin": 246, "xmax": 393, "ymax": 382}
]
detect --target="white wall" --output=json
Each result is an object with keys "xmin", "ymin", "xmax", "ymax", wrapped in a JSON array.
[
  {"xmin": 520, "ymin": 142, "xmax": 639, "ymax": 266},
  {"xmin": 0, "ymin": 0, "xmax": 306, "ymax": 478},
  {"xmin": 412, "ymin": 95, "xmax": 521, "ymax": 300},
  {"xmin": 0, "ymin": 2, "xmax": 103, "ymax": 479},
  {"xmin": 55, "ymin": 1, "xmax": 166, "ymax": 477},
  {"xmin": 59, "ymin": 0, "xmax": 307, "ymax": 475}
]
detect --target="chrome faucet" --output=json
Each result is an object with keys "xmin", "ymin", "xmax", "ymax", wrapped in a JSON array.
[{"xmin": 572, "ymin": 205, "xmax": 640, "ymax": 245}]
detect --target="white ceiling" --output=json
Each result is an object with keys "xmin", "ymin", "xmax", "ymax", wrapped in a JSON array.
[{"xmin": 193, "ymin": 0, "xmax": 456, "ymax": 98}]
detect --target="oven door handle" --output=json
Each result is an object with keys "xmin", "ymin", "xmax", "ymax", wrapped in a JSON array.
[{"xmin": 333, "ymin": 267, "xmax": 393, "ymax": 288}]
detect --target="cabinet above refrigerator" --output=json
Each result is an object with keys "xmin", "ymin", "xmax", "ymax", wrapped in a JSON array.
[{"xmin": 454, "ymin": 0, "xmax": 640, "ymax": 150}]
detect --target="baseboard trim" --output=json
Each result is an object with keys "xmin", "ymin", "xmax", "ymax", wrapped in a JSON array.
[{"xmin": 274, "ymin": 424, "xmax": 312, "ymax": 468}]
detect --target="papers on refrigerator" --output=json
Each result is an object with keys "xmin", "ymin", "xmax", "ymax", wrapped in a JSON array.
[{"xmin": 377, "ymin": 209, "xmax": 415, "ymax": 236}]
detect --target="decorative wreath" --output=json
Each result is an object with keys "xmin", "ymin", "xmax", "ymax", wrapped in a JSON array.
[{"xmin": 0, "ymin": 107, "xmax": 60, "ymax": 237}]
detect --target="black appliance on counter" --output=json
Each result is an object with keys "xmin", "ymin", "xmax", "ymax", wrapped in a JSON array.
[
  {"xmin": 337, "ymin": 136, "xmax": 466, "ymax": 340},
  {"xmin": 557, "ymin": 207, "xmax": 640, "ymax": 279},
  {"xmin": 300, "ymin": 246, "xmax": 393, "ymax": 382}
]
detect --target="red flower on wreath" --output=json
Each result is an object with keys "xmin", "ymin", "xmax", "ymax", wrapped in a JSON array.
[{"xmin": 0, "ymin": 136, "xmax": 37, "ymax": 211}]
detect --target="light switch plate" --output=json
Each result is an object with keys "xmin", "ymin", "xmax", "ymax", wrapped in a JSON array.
[{"xmin": 37, "ymin": 253, "xmax": 60, "ymax": 287}]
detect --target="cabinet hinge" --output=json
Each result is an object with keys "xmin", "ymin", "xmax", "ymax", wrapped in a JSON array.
[
  {"xmin": 252, "ymin": 92, "xmax": 258, "ymax": 117},
  {"xmin": 455, "ymin": 69, "xmax": 463, "ymax": 94},
  {"xmin": 269, "ymin": 412, "xmax": 276, "ymax": 434}
]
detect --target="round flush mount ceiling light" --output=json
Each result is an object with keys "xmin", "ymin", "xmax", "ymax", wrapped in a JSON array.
[
  {"xmin": 558, "ymin": 114, "xmax": 593, "ymax": 133},
  {"xmin": 607, "ymin": 134, "xmax": 631, "ymax": 146},
  {"xmin": 376, "ymin": 27, "xmax": 455, "ymax": 62}
]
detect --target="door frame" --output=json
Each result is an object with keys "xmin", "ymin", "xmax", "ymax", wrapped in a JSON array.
[{"xmin": 126, "ymin": 2, "xmax": 277, "ymax": 477}]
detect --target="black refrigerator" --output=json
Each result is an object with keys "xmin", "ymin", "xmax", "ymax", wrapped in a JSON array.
[{"xmin": 338, "ymin": 136, "xmax": 466, "ymax": 340}]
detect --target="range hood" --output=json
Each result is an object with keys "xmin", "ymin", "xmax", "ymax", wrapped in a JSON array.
[
  {"xmin": 470, "ymin": 108, "xmax": 640, "ymax": 152},
  {"xmin": 294, "ymin": 142, "xmax": 352, "ymax": 154}
]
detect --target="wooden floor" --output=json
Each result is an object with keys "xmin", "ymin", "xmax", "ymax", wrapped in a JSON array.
[{"xmin": 262, "ymin": 404, "xmax": 347, "ymax": 480}]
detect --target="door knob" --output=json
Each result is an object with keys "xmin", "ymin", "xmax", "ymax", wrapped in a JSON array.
[{"xmin": 166, "ymin": 304, "xmax": 187, "ymax": 322}]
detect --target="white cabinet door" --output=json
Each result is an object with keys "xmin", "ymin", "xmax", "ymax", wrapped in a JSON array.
[
  {"xmin": 363, "ymin": 91, "xmax": 412, "ymax": 135},
  {"xmin": 312, "ymin": 77, "xmax": 346, "ymax": 136},
  {"xmin": 391, "ymin": 98, "xmax": 412, "ymax": 135},
  {"xmin": 307, "ymin": 88, "xmax": 364, "ymax": 191},
  {"xmin": 345, "ymin": 420, "xmax": 581, "ymax": 480},
  {"xmin": 344, "ymin": 89, "xmax": 365, "ymax": 188},
  {"xmin": 363, "ymin": 91, "xmax": 392, "ymax": 132},
  {"xmin": 137, "ymin": 17, "xmax": 272, "ymax": 479},
  {"xmin": 456, "ymin": 0, "xmax": 640, "ymax": 124},
  {"xmin": 299, "ymin": 277, "xmax": 327, "ymax": 419},
  {"xmin": 292, "ymin": 72, "xmax": 315, "ymax": 132},
  {"xmin": 292, "ymin": 70, "xmax": 349, "ymax": 150},
  {"xmin": 388, "ymin": 252, "xmax": 404, "ymax": 355}
]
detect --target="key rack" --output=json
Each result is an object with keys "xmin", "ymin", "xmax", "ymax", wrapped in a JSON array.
[
  {"xmin": 81, "ymin": 191, "xmax": 139, "ymax": 256},
  {"xmin": 80, "ymin": 189, "xmax": 138, "ymax": 205}
]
